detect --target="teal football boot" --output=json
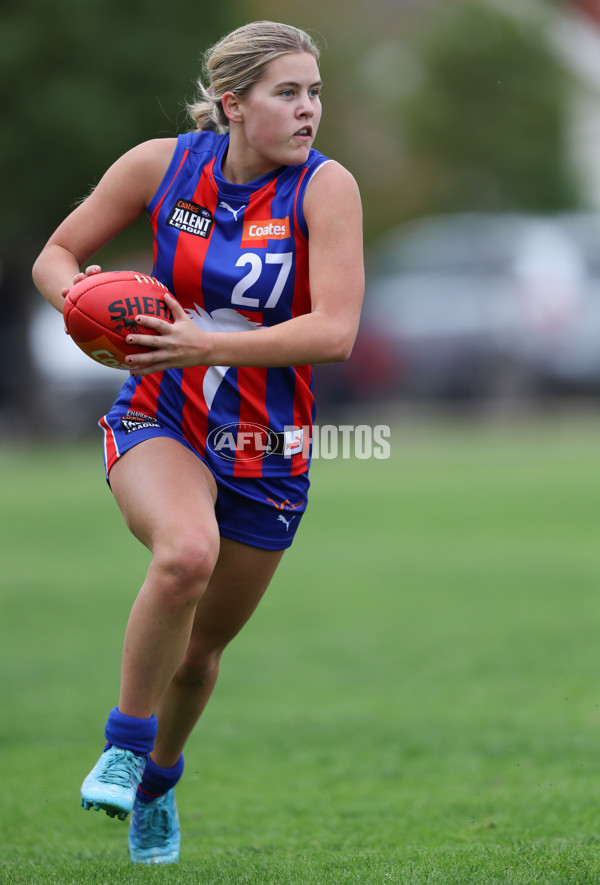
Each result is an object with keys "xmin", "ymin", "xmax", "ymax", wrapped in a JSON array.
[
  {"xmin": 129, "ymin": 788, "xmax": 180, "ymax": 864},
  {"xmin": 81, "ymin": 746, "xmax": 147, "ymax": 820}
]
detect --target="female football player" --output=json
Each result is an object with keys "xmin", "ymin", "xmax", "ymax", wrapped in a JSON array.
[{"xmin": 32, "ymin": 20, "xmax": 363, "ymax": 864}]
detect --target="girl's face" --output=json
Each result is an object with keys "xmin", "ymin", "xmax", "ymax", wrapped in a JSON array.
[{"xmin": 229, "ymin": 52, "xmax": 322, "ymax": 178}]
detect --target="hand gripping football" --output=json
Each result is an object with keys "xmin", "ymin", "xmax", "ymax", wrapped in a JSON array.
[{"xmin": 63, "ymin": 271, "xmax": 174, "ymax": 369}]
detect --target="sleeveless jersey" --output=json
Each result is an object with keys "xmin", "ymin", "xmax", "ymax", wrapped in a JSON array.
[{"xmin": 104, "ymin": 131, "xmax": 331, "ymax": 479}]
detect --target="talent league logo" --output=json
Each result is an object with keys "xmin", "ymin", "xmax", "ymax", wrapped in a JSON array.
[
  {"xmin": 121, "ymin": 410, "xmax": 162, "ymax": 434},
  {"xmin": 167, "ymin": 199, "xmax": 214, "ymax": 238}
]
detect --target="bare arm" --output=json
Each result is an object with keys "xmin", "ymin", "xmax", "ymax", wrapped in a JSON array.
[
  {"xmin": 32, "ymin": 139, "xmax": 177, "ymax": 311},
  {"xmin": 125, "ymin": 161, "xmax": 365, "ymax": 371}
]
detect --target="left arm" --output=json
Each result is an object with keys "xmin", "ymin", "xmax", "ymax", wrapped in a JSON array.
[{"xmin": 125, "ymin": 161, "xmax": 364, "ymax": 373}]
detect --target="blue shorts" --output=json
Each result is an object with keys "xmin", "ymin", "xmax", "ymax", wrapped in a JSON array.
[
  {"xmin": 99, "ymin": 414, "xmax": 309, "ymax": 551},
  {"xmin": 212, "ymin": 470, "xmax": 309, "ymax": 550}
]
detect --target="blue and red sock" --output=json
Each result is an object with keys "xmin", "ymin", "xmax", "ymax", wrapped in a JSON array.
[
  {"xmin": 101, "ymin": 706, "xmax": 183, "ymax": 800},
  {"xmin": 104, "ymin": 706, "xmax": 158, "ymax": 757},
  {"xmin": 137, "ymin": 753, "xmax": 185, "ymax": 802}
]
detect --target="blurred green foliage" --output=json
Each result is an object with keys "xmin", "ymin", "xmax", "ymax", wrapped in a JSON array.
[
  {"xmin": 0, "ymin": 0, "xmax": 244, "ymax": 425},
  {"xmin": 398, "ymin": 1, "xmax": 580, "ymax": 220},
  {"xmin": 0, "ymin": 0, "xmax": 242, "ymax": 251},
  {"xmin": 0, "ymin": 0, "xmax": 580, "ymax": 259}
]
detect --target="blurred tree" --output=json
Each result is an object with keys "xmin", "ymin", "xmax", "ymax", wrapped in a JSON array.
[
  {"xmin": 0, "ymin": 0, "xmax": 241, "ymax": 429},
  {"xmin": 245, "ymin": 1, "xmax": 580, "ymax": 238},
  {"xmin": 2, "ymin": 0, "xmax": 242, "ymax": 244},
  {"xmin": 399, "ymin": 1, "xmax": 581, "ymax": 217},
  {"xmin": 245, "ymin": 0, "xmax": 421, "ymax": 242}
]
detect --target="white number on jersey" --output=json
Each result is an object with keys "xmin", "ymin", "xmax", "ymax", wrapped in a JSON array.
[{"xmin": 231, "ymin": 252, "xmax": 293, "ymax": 309}]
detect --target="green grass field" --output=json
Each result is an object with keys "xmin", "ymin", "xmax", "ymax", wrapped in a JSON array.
[{"xmin": 3, "ymin": 416, "xmax": 600, "ymax": 883}]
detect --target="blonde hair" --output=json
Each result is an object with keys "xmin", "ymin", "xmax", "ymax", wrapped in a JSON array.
[{"xmin": 187, "ymin": 21, "xmax": 321, "ymax": 133}]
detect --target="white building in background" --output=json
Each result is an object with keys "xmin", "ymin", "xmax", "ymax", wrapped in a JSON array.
[{"xmin": 550, "ymin": 0, "xmax": 600, "ymax": 208}]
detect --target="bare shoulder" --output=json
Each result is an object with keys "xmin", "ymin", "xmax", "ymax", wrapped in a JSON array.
[
  {"xmin": 128, "ymin": 137, "xmax": 178, "ymax": 167},
  {"xmin": 304, "ymin": 160, "xmax": 360, "ymax": 202},
  {"xmin": 109, "ymin": 138, "xmax": 178, "ymax": 203},
  {"xmin": 303, "ymin": 160, "xmax": 362, "ymax": 232}
]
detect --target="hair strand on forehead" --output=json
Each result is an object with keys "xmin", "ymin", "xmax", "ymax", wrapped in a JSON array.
[{"xmin": 186, "ymin": 21, "xmax": 321, "ymax": 133}]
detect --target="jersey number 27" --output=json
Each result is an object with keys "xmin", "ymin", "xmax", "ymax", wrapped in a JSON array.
[{"xmin": 232, "ymin": 252, "xmax": 292, "ymax": 309}]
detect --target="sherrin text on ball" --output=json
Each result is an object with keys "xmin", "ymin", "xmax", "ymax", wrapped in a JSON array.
[{"xmin": 63, "ymin": 271, "xmax": 174, "ymax": 369}]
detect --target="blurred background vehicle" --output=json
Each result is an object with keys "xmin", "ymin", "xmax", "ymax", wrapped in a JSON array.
[
  {"xmin": 28, "ymin": 210, "xmax": 600, "ymax": 430},
  {"xmin": 315, "ymin": 211, "xmax": 600, "ymax": 408},
  {"xmin": 29, "ymin": 298, "xmax": 125, "ymax": 436}
]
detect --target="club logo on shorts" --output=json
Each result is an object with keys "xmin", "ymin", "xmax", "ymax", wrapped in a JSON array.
[
  {"xmin": 207, "ymin": 423, "xmax": 305, "ymax": 461},
  {"xmin": 277, "ymin": 513, "xmax": 296, "ymax": 531},
  {"xmin": 167, "ymin": 199, "xmax": 214, "ymax": 238},
  {"xmin": 121, "ymin": 410, "xmax": 162, "ymax": 434},
  {"xmin": 266, "ymin": 497, "xmax": 305, "ymax": 511}
]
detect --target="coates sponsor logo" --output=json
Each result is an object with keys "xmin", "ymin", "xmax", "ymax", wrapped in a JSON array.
[
  {"xmin": 167, "ymin": 198, "xmax": 214, "ymax": 238},
  {"xmin": 206, "ymin": 423, "xmax": 305, "ymax": 461},
  {"xmin": 242, "ymin": 216, "xmax": 290, "ymax": 245}
]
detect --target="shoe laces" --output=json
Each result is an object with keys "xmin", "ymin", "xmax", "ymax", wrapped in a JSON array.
[
  {"xmin": 100, "ymin": 749, "xmax": 145, "ymax": 787},
  {"xmin": 135, "ymin": 798, "xmax": 173, "ymax": 845}
]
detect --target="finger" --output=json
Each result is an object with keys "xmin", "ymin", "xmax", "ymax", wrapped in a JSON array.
[
  {"xmin": 163, "ymin": 291, "xmax": 187, "ymax": 320},
  {"xmin": 62, "ymin": 266, "xmax": 102, "ymax": 299},
  {"xmin": 130, "ymin": 314, "xmax": 171, "ymax": 333},
  {"xmin": 125, "ymin": 333, "xmax": 164, "ymax": 350},
  {"xmin": 61, "ymin": 275, "xmax": 84, "ymax": 298},
  {"xmin": 125, "ymin": 340, "xmax": 177, "ymax": 365},
  {"xmin": 129, "ymin": 367, "xmax": 153, "ymax": 377},
  {"xmin": 128, "ymin": 357, "xmax": 174, "ymax": 376},
  {"xmin": 126, "ymin": 343, "xmax": 179, "ymax": 370}
]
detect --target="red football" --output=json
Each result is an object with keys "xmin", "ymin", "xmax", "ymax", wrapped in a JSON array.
[{"xmin": 63, "ymin": 271, "xmax": 174, "ymax": 369}]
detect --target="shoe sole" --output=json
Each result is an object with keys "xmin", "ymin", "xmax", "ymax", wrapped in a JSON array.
[
  {"xmin": 81, "ymin": 797, "xmax": 129, "ymax": 821},
  {"xmin": 130, "ymin": 851, "xmax": 179, "ymax": 864}
]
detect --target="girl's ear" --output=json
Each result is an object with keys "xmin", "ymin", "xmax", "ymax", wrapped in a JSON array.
[{"xmin": 222, "ymin": 92, "xmax": 243, "ymax": 124}]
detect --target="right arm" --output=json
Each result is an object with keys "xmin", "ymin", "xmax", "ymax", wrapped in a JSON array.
[{"xmin": 32, "ymin": 138, "xmax": 177, "ymax": 312}]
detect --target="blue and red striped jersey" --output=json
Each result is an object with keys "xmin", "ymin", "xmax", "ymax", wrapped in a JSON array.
[{"xmin": 109, "ymin": 131, "xmax": 331, "ymax": 478}]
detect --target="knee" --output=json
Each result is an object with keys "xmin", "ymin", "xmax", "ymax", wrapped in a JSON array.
[{"xmin": 152, "ymin": 532, "xmax": 219, "ymax": 602}]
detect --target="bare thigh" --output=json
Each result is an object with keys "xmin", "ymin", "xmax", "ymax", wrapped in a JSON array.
[{"xmin": 108, "ymin": 437, "xmax": 219, "ymax": 556}]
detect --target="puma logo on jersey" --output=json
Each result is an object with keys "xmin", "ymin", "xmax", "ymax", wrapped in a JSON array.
[{"xmin": 219, "ymin": 201, "xmax": 246, "ymax": 221}]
